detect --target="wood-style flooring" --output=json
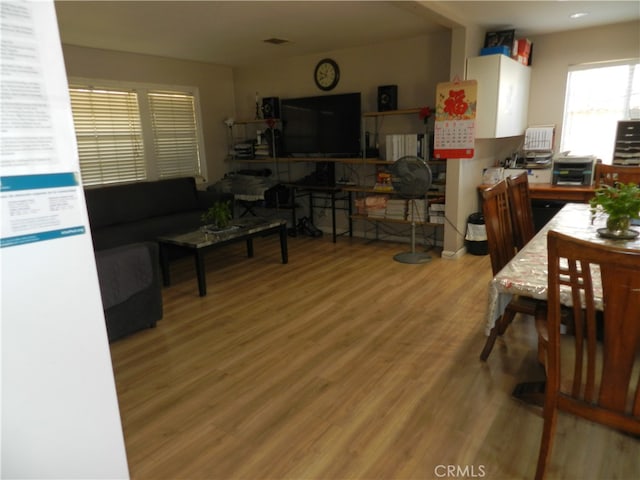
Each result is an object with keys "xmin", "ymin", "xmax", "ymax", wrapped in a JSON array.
[{"xmin": 109, "ymin": 234, "xmax": 640, "ymax": 480}]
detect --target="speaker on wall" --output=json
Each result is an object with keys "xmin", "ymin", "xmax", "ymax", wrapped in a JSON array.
[
  {"xmin": 261, "ymin": 97, "xmax": 280, "ymax": 118},
  {"xmin": 377, "ymin": 85, "xmax": 397, "ymax": 112}
]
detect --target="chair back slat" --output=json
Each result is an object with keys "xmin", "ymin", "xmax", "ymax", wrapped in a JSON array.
[
  {"xmin": 599, "ymin": 264, "xmax": 640, "ymax": 411},
  {"xmin": 547, "ymin": 230, "xmax": 640, "ymax": 420},
  {"xmin": 482, "ymin": 180, "xmax": 516, "ymax": 276},
  {"xmin": 507, "ymin": 172, "xmax": 536, "ymax": 250}
]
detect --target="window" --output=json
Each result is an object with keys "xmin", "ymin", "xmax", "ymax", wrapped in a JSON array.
[
  {"xmin": 69, "ymin": 87, "xmax": 145, "ymax": 185},
  {"xmin": 148, "ymin": 91, "xmax": 201, "ymax": 179},
  {"xmin": 561, "ymin": 60, "xmax": 639, "ymax": 163},
  {"xmin": 68, "ymin": 80, "xmax": 205, "ymax": 186}
]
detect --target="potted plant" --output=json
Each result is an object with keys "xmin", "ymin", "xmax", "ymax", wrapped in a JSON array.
[
  {"xmin": 589, "ymin": 182, "xmax": 640, "ymax": 235},
  {"xmin": 201, "ymin": 201, "xmax": 232, "ymax": 230}
]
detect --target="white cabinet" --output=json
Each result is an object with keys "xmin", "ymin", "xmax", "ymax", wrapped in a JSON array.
[{"xmin": 466, "ymin": 55, "xmax": 531, "ymax": 139}]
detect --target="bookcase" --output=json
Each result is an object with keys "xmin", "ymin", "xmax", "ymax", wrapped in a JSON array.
[
  {"xmin": 226, "ymin": 118, "xmax": 288, "ymax": 182},
  {"xmin": 342, "ymin": 108, "xmax": 446, "ymax": 246},
  {"xmin": 613, "ymin": 120, "xmax": 640, "ymax": 165}
]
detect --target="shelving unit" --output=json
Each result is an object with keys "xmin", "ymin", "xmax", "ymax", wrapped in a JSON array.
[
  {"xmin": 613, "ymin": 120, "xmax": 640, "ymax": 165},
  {"xmin": 344, "ymin": 108, "xmax": 447, "ymax": 245},
  {"xmin": 222, "ymin": 108, "xmax": 446, "ymax": 248},
  {"xmin": 227, "ymin": 118, "xmax": 288, "ymax": 181}
]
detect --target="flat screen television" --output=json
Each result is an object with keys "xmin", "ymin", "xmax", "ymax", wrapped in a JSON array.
[{"xmin": 280, "ymin": 92, "xmax": 361, "ymax": 157}]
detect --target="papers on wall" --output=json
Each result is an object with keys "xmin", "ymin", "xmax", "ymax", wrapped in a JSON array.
[{"xmin": 523, "ymin": 125, "xmax": 555, "ymax": 152}]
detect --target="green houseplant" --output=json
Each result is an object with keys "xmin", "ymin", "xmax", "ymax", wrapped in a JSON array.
[
  {"xmin": 201, "ymin": 201, "xmax": 232, "ymax": 229},
  {"xmin": 589, "ymin": 182, "xmax": 640, "ymax": 234}
]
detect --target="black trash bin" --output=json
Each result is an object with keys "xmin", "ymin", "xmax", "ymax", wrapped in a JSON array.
[{"xmin": 466, "ymin": 212, "xmax": 488, "ymax": 256}]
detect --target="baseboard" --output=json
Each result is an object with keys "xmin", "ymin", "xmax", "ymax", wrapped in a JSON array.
[{"xmin": 442, "ymin": 246, "xmax": 467, "ymax": 259}]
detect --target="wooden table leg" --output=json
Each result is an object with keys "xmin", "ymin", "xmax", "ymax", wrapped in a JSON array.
[
  {"xmin": 159, "ymin": 244, "xmax": 171, "ymax": 286},
  {"xmin": 194, "ymin": 250, "xmax": 207, "ymax": 297},
  {"xmin": 279, "ymin": 224, "xmax": 288, "ymax": 264},
  {"xmin": 246, "ymin": 238, "xmax": 254, "ymax": 258}
]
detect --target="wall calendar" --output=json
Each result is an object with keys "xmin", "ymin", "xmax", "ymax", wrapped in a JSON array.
[{"xmin": 434, "ymin": 79, "xmax": 477, "ymax": 159}]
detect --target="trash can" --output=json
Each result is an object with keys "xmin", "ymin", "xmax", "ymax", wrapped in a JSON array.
[{"xmin": 466, "ymin": 212, "xmax": 488, "ymax": 256}]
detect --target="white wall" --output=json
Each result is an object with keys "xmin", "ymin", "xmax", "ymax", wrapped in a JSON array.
[
  {"xmin": 527, "ymin": 20, "xmax": 640, "ymax": 143},
  {"xmin": 232, "ymin": 32, "xmax": 451, "ymax": 117}
]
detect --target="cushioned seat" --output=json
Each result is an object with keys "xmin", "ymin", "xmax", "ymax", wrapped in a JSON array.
[{"xmin": 95, "ymin": 242, "xmax": 162, "ymax": 342}]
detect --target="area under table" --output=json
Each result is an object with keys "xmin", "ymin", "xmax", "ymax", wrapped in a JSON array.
[{"xmin": 158, "ymin": 217, "xmax": 288, "ymax": 296}]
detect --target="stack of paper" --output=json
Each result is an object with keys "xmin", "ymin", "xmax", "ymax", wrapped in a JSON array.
[
  {"xmin": 385, "ymin": 134, "xmax": 422, "ymax": 162},
  {"xmin": 407, "ymin": 199, "xmax": 427, "ymax": 222},
  {"xmin": 385, "ymin": 199, "xmax": 407, "ymax": 220}
]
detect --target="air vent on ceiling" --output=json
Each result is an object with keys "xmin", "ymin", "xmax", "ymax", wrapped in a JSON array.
[{"xmin": 263, "ymin": 38, "xmax": 289, "ymax": 45}]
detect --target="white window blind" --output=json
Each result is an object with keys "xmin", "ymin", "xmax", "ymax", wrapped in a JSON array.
[
  {"xmin": 149, "ymin": 91, "xmax": 202, "ymax": 178},
  {"xmin": 561, "ymin": 60, "xmax": 640, "ymax": 163},
  {"xmin": 68, "ymin": 79, "xmax": 206, "ymax": 187},
  {"xmin": 69, "ymin": 86, "xmax": 145, "ymax": 186}
]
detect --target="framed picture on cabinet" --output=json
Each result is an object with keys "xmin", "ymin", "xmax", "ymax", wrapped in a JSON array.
[{"xmin": 484, "ymin": 29, "xmax": 515, "ymax": 55}]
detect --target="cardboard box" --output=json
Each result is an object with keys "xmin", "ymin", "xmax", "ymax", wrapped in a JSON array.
[
  {"xmin": 505, "ymin": 168, "xmax": 552, "ymax": 184},
  {"xmin": 512, "ymin": 38, "xmax": 531, "ymax": 65},
  {"xmin": 480, "ymin": 45, "xmax": 510, "ymax": 57}
]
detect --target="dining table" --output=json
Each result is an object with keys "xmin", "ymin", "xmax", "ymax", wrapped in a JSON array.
[{"xmin": 485, "ymin": 202, "xmax": 640, "ymax": 337}]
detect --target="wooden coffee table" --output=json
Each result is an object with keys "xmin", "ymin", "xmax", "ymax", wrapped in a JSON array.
[{"xmin": 158, "ymin": 217, "xmax": 288, "ymax": 296}]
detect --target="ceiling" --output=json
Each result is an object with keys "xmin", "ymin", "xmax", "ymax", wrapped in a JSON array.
[{"xmin": 54, "ymin": 1, "xmax": 640, "ymax": 67}]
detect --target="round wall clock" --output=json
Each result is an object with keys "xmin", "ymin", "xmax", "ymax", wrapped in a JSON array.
[{"xmin": 314, "ymin": 58, "xmax": 340, "ymax": 91}]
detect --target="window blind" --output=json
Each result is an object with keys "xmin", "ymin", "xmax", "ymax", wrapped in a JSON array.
[
  {"xmin": 561, "ymin": 60, "xmax": 639, "ymax": 163},
  {"xmin": 69, "ymin": 86, "xmax": 145, "ymax": 186},
  {"xmin": 149, "ymin": 91, "xmax": 201, "ymax": 179}
]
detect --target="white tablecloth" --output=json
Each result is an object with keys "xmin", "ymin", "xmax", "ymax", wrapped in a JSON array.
[{"xmin": 485, "ymin": 203, "xmax": 640, "ymax": 335}]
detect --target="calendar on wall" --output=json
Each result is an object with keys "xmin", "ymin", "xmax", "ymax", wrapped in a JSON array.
[{"xmin": 434, "ymin": 80, "xmax": 477, "ymax": 159}]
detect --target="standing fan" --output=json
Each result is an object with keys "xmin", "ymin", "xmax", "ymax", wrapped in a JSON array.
[{"xmin": 389, "ymin": 155, "xmax": 433, "ymax": 264}]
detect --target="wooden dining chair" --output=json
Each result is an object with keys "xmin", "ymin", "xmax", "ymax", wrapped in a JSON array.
[
  {"xmin": 507, "ymin": 172, "xmax": 536, "ymax": 250},
  {"xmin": 534, "ymin": 230, "xmax": 640, "ymax": 480},
  {"xmin": 594, "ymin": 163, "xmax": 640, "ymax": 187},
  {"xmin": 479, "ymin": 180, "xmax": 540, "ymax": 361}
]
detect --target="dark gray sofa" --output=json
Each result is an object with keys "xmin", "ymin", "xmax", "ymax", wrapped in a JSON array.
[
  {"xmin": 85, "ymin": 177, "xmax": 232, "ymax": 251},
  {"xmin": 84, "ymin": 177, "xmax": 233, "ymax": 341},
  {"xmin": 95, "ymin": 242, "xmax": 162, "ymax": 342}
]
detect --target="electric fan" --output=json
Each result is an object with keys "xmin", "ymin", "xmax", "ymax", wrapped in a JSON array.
[{"xmin": 389, "ymin": 155, "xmax": 433, "ymax": 264}]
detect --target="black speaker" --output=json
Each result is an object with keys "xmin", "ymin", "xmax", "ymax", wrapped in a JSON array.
[
  {"xmin": 261, "ymin": 97, "xmax": 280, "ymax": 119},
  {"xmin": 377, "ymin": 85, "xmax": 397, "ymax": 112}
]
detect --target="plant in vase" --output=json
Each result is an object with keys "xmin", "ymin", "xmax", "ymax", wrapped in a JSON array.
[
  {"xmin": 201, "ymin": 201, "xmax": 232, "ymax": 230},
  {"xmin": 589, "ymin": 182, "xmax": 640, "ymax": 236}
]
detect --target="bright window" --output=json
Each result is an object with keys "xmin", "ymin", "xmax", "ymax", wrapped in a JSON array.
[
  {"xmin": 561, "ymin": 60, "xmax": 640, "ymax": 163},
  {"xmin": 68, "ymin": 80, "xmax": 205, "ymax": 186},
  {"xmin": 69, "ymin": 87, "xmax": 145, "ymax": 185},
  {"xmin": 149, "ymin": 91, "xmax": 202, "ymax": 179}
]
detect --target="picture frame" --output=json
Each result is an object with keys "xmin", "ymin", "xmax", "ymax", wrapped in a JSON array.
[{"xmin": 484, "ymin": 29, "xmax": 515, "ymax": 53}]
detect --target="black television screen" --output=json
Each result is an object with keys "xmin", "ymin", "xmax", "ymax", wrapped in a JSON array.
[{"xmin": 280, "ymin": 92, "xmax": 361, "ymax": 157}]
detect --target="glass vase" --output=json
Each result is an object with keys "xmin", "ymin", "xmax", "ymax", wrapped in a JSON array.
[{"xmin": 606, "ymin": 214, "xmax": 630, "ymax": 235}]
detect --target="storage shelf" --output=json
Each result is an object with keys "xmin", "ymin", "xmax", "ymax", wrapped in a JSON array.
[
  {"xmin": 363, "ymin": 108, "xmax": 422, "ymax": 117},
  {"xmin": 342, "ymin": 185, "xmax": 444, "ymax": 198},
  {"xmin": 350, "ymin": 214, "xmax": 443, "ymax": 227}
]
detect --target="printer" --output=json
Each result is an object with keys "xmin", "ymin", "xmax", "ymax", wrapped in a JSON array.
[
  {"xmin": 552, "ymin": 154, "xmax": 596, "ymax": 186},
  {"xmin": 505, "ymin": 125, "xmax": 554, "ymax": 184}
]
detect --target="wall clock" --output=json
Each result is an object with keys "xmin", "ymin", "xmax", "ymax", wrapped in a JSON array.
[{"xmin": 314, "ymin": 58, "xmax": 340, "ymax": 91}]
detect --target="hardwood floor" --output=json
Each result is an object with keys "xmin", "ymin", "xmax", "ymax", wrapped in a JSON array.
[{"xmin": 110, "ymin": 234, "xmax": 639, "ymax": 480}]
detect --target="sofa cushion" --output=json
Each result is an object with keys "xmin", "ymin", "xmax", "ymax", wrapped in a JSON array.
[
  {"xmin": 90, "ymin": 210, "xmax": 204, "ymax": 250},
  {"xmin": 85, "ymin": 177, "xmax": 200, "ymax": 229},
  {"xmin": 95, "ymin": 243, "xmax": 154, "ymax": 309}
]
